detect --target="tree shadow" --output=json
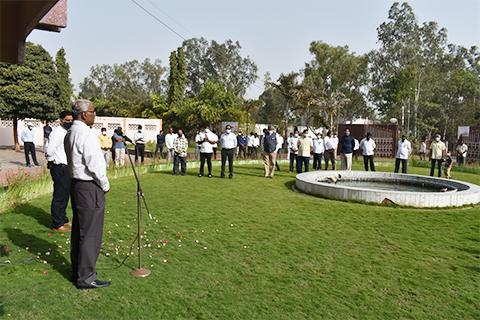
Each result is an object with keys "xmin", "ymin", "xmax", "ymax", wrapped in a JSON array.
[
  {"xmin": 0, "ymin": 244, "xmax": 10, "ymax": 257},
  {"xmin": 12, "ymin": 203, "xmax": 51, "ymax": 228},
  {"xmin": 0, "ymin": 296, "xmax": 4, "ymax": 317},
  {"xmin": 4, "ymin": 228, "xmax": 71, "ymax": 281}
]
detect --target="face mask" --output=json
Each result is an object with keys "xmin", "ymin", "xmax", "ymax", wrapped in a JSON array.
[
  {"xmin": 269, "ymin": 130, "xmax": 274, "ymax": 134},
  {"xmin": 294, "ymin": 134, "xmax": 299, "ymax": 138},
  {"xmin": 346, "ymin": 132, "xmax": 350, "ymax": 136},
  {"xmin": 435, "ymin": 137, "xmax": 440, "ymax": 142},
  {"xmin": 226, "ymin": 129, "xmax": 231, "ymax": 134},
  {"xmin": 102, "ymin": 132, "xmax": 106, "ymax": 136},
  {"xmin": 63, "ymin": 123, "xmax": 72, "ymax": 130}
]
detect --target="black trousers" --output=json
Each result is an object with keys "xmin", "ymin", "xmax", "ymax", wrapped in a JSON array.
[
  {"xmin": 135, "ymin": 144, "xmax": 145, "ymax": 163},
  {"xmin": 238, "ymin": 145, "xmax": 247, "ymax": 159},
  {"xmin": 221, "ymin": 148, "xmax": 235, "ymax": 177},
  {"xmin": 71, "ymin": 180, "xmax": 105, "ymax": 286},
  {"xmin": 313, "ymin": 153, "xmax": 323, "ymax": 170},
  {"xmin": 24, "ymin": 142, "xmax": 38, "ymax": 165},
  {"xmin": 324, "ymin": 149, "xmax": 336, "ymax": 170},
  {"xmin": 289, "ymin": 153, "xmax": 297, "ymax": 172},
  {"xmin": 430, "ymin": 159, "xmax": 443, "ymax": 177},
  {"xmin": 394, "ymin": 158, "xmax": 408, "ymax": 174},
  {"xmin": 155, "ymin": 144, "xmax": 164, "ymax": 158},
  {"xmin": 173, "ymin": 154, "xmax": 187, "ymax": 175},
  {"xmin": 296, "ymin": 156, "xmax": 310, "ymax": 173},
  {"xmin": 363, "ymin": 155, "xmax": 376, "ymax": 171},
  {"xmin": 50, "ymin": 164, "xmax": 71, "ymax": 228},
  {"xmin": 199, "ymin": 152, "xmax": 212, "ymax": 176}
]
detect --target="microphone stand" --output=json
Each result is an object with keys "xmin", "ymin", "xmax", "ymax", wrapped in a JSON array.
[{"xmin": 125, "ymin": 140, "xmax": 151, "ymax": 278}]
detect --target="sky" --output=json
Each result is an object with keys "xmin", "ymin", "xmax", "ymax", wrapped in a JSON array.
[{"xmin": 28, "ymin": 0, "xmax": 480, "ymax": 98}]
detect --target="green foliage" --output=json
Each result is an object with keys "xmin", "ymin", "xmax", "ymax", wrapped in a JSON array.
[
  {"xmin": 55, "ymin": 48, "xmax": 73, "ymax": 112},
  {"xmin": 167, "ymin": 47, "xmax": 187, "ymax": 107},
  {"xmin": 0, "ymin": 42, "xmax": 61, "ymax": 121},
  {"xmin": 182, "ymin": 38, "xmax": 258, "ymax": 96}
]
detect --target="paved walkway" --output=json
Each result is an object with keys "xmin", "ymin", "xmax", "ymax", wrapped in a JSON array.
[{"xmin": 0, "ymin": 147, "xmax": 47, "ymax": 186}]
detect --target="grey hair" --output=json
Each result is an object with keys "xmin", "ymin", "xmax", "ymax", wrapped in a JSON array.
[{"xmin": 72, "ymin": 99, "xmax": 92, "ymax": 119}]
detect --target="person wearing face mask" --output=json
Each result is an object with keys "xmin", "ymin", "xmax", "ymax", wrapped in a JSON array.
[
  {"xmin": 196, "ymin": 126, "xmax": 218, "ymax": 178},
  {"xmin": 173, "ymin": 129, "xmax": 188, "ymax": 176},
  {"xmin": 262, "ymin": 125, "xmax": 278, "ymax": 178},
  {"xmin": 312, "ymin": 131, "xmax": 325, "ymax": 170},
  {"xmin": 220, "ymin": 125, "xmax": 237, "ymax": 178},
  {"xmin": 288, "ymin": 131, "xmax": 299, "ymax": 172},
  {"xmin": 134, "ymin": 125, "xmax": 146, "ymax": 164},
  {"xmin": 340, "ymin": 128, "xmax": 355, "ymax": 171},
  {"xmin": 21, "ymin": 122, "xmax": 39, "ymax": 167},
  {"xmin": 429, "ymin": 134, "xmax": 446, "ymax": 177},
  {"xmin": 296, "ymin": 129, "xmax": 312, "ymax": 173},
  {"xmin": 323, "ymin": 130, "xmax": 336, "ymax": 170},
  {"xmin": 98, "ymin": 128, "xmax": 112, "ymax": 165},
  {"xmin": 359, "ymin": 132, "xmax": 376, "ymax": 171},
  {"xmin": 45, "ymin": 110, "xmax": 74, "ymax": 232},
  {"xmin": 394, "ymin": 134, "xmax": 412, "ymax": 174}
]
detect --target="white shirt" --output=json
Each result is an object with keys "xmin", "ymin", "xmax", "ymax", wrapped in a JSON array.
[
  {"xmin": 165, "ymin": 133, "xmax": 177, "ymax": 149},
  {"xmin": 220, "ymin": 132, "xmax": 237, "ymax": 149},
  {"xmin": 46, "ymin": 126, "xmax": 68, "ymax": 165},
  {"xmin": 360, "ymin": 138, "xmax": 376, "ymax": 156},
  {"xmin": 276, "ymin": 133, "xmax": 284, "ymax": 151},
  {"xmin": 419, "ymin": 142, "xmax": 426, "ymax": 153},
  {"xmin": 288, "ymin": 136, "xmax": 299, "ymax": 153},
  {"xmin": 312, "ymin": 137, "xmax": 325, "ymax": 154},
  {"xmin": 247, "ymin": 136, "xmax": 254, "ymax": 147},
  {"xmin": 252, "ymin": 137, "xmax": 260, "ymax": 148},
  {"xmin": 396, "ymin": 139, "xmax": 412, "ymax": 160},
  {"xmin": 331, "ymin": 136, "xmax": 339, "ymax": 149},
  {"xmin": 134, "ymin": 131, "xmax": 146, "ymax": 144},
  {"xmin": 65, "ymin": 120, "xmax": 110, "ymax": 192},
  {"xmin": 21, "ymin": 128, "xmax": 35, "ymax": 142},
  {"xmin": 196, "ymin": 130, "xmax": 218, "ymax": 153},
  {"xmin": 324, "ymin": 136, "xmax": 335, "ymax": 150},
  {"xmin": 195, "ymin": 133, "xmax": 202, "ymax": 146}
]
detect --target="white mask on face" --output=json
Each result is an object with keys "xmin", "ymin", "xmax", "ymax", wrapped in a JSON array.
[
  {"xmin": 435, "ymin": 137, "xmax": 440, "ymax": 142},
  {"xmin": 226, "ymin": 129, "xmax": 231, "ymax": 134},
  {"xmin": 294, "ymin": 133, "xmax": 299, "ymax": 138}
]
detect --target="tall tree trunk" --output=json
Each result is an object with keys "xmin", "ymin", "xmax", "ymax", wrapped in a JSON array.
[
  {"xmin": 414, "ymin": 79, "xmax": 421, "ymax": 138},
  {"xmin": 13, "ymin": 117, "xmax": 20, "ymax": 151}
]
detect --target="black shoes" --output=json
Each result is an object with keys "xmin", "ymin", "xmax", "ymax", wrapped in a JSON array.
[
  {"xmin": 207, "ymin": 174, "xmax": 212, "ymax": 178},
  {"xmin": 77, "ymin": 280, "xmax": 111, "ymax": 290},
  {"xmin": 229, "ymin": 175, "xmax": 233, "ymax": 179}
]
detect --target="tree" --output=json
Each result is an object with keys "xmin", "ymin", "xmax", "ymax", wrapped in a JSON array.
[
  {"xmin": 0, "ymin": 42, "xmax": 61, "ymax": 149},
  {"xmin": 167, "ymin": 47, "xmax": 187, "ymax": 107},
  {"xmin": 55, "ymin": 48, "xmax": 73, "ymax": 111},
  {"xmin": 79, "ymin": 59, "xmax": 166, "ymax": 117},
  {"xmin": 182, "ymin": 38, "xmax": 258, "ymax": 96}
]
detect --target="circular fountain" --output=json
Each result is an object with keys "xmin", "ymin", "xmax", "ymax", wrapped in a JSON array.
[{"xmin": 295, "ymin": 171, "xmax": 480, "ymax": 208}]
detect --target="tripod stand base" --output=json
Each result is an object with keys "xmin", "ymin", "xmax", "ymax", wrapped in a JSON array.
[{"xmin": 130, "ymin": 268, "xmax": 151, "ymax": 277}]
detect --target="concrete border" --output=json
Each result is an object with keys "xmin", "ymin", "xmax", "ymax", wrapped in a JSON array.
[{"xmin": 295, "ymin": 170, "xmax": 480, "ymax": 208}]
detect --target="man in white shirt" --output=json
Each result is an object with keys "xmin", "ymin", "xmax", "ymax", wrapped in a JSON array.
[
  {"xmin": 323, "ymin": 130, "xmax": 336, "ymax": 170},
  {"xmin": 394, "ymin": 134, "xmax": 412, "ymax": 174},
  {"xmin": 456, "ymin": 139, "xmax": 468, "ymax": 166},
  {"xmin": 65, "ymin": 99, "xmax": 111, "ymax": 290},
  {"xmin": 353, "ymin": 138, "xmax": 360, "ymax": 161},
  {"xmin": 196, "ymin": 127, "xmax": 218, "ymax": 178},
  {"xmin": 252, "ymin": 133, "xmax": 260, "ymax": 159},
  {"xmin": 247, "ymin": 132, "xmax": 254, "ymax": 158},
  {"xmin": 46, "ymin": 111, "xmax": 73, "ymax": 232},
  {"xmin": 164, "ymin": 127, "xmax": 177, "ymax": 163},
  {"xmin": 21, "ymin": 123, "xmax": 39, "ymax": 167},
  {"xmin": 194, "ymin": 130, "xmax": 202, "ymax": 160},
  {"xmin": 220, "ymin": 125, "xmax": 237, "ymax": 178},
  {"xmin": 133, "ymin": 125, "xmax": 146, "ymax": 164},
  {"xmin": 331, "ymin": 132, "xmax": 339, "ymax": 158},
  {"xmin": 312, "ymin": 132, "xmax": 325, "ymax": 170},
  {"xmin": 288, "ymin": 131, "xmax": 299, "ymax": 172},
  {"xmin": 359, "ymin": 132, "xmax": 376, "ymax": 171},
  {"xmin": 275, "ymin": 131, "xmax": 284, "ymax": 171}
]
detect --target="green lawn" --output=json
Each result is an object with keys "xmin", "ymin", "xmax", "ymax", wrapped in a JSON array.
[{"xmin": 0, "ymin": 161, "xmax": 479, "ymax": 319}]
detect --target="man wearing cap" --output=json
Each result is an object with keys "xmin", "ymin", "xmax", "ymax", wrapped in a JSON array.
[
  {"xmin": 65, "ymin": 99, "xmax": 111, "ymax": 289},
  {"xmin": 46, "ymin": 110, "xmax": 73, "ymax": 232},
  {"xmin": 21, "ymin": 123, "xmax": 39, "ymax": 167},
  {"xmin": 220, "ymin": 124, "xmax": 237, "ymax": 178}
]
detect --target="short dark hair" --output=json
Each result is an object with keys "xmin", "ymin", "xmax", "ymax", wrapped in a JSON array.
[
  {"xmin": 59, "ymin": 110, "xmax": 73, "ymax": 119},
  {"xmin": 138, "ymin": 125, "xmax": 142, "ymax": 130},
  {"xmin": 101, "ymin": 127, "xmax": 107, "ymax": 132}
]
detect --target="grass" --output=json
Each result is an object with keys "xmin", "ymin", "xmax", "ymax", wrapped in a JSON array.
[{"xmin": 0, "ymin": 161, "xmax": 479, "ymax": 319}]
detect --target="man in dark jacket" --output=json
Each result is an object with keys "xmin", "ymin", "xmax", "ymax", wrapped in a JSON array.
[
  {"xmin": 262, "ymin": 125, "xmax": 277, "ymax": 178},
  {"xmin": 340, "ymin": 128, "xmax": 355, "ymax": 171}
]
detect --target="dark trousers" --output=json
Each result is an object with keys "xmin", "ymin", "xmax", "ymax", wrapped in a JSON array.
[
  {"xmin": 71, "ymin": 180, "xmax": 105, "ymax": 286},
  {"xmin": 238, "ymin": 145, "xmax": 247, "ymax": 159},
  {"xmin": 394, "ymin": 158, "xmax": 408, "ymax": 174},
  {"xmin": 324, "ymin": 149, "xmax": 336, "ymax": 170},
  {"xmin": 430, "ymin": 159, "xmax": 443, "ymax": 177},
  {"xmin": 173, "ymin": 154, "xmax": 187, "ymax": 175},
  {"xmin": 199, "ymin": 152, "xmax": 212, "ymax": 176},
  {"xmin": 155, "ymin": 144, "xmax": 164, "ymax": 158},
  {"xmin": 363, "ymin": 155, "xmax": 375, "ymax": 171},
  {"xmin": 24, "ymin": 142, "xmax": 38, "ymax": 165},
  {"xmin": 213, "ymin": 148, "xmax": 218, "ymax": 160},
  {"xmin": 221, "ymin": 148, "xmax": 235, "ymax": 177},
  {"xmin": 289, "ymin": 153, "xmax": 297, "ymax": 172},
  {"xmin": 135, "ymin": 144, "xmax": 145, "ymax": 163},
  {"xmin": 296, "ymin": 156, "xmax": 310, "ymax": 173},
  {"xmin": 251, "ymin": 147, "xmax": 258, "ymax": 159},
  {"xmin": 50, "ymin": 164, "xmax": 71, "ymax": 228},
  {"xmin": 457, "ymin": 156, "xmax": 465, "ymax": 166},
  {"xmin": 313, "ymin": 153, "xmax": 323, "ymax": 170}
]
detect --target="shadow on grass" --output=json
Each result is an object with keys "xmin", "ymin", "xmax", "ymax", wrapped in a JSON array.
[
  {"xmin": 4, "ymin": 228, "xmax": 71, "ymax": 281},
  {"xmin": 0, "ymin": 296, "xmax": 4, "ymax": 317},
  {"xmin": 284, "ymin": 180, "xmax": 296, "ymax": 191},
  {"xmin": 12, "ymin": 203, "xmax": 50, "ymax": 228},
  {"xmin": 0, "ymin": 244, "xmax": 10, "ymax": 257}
]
